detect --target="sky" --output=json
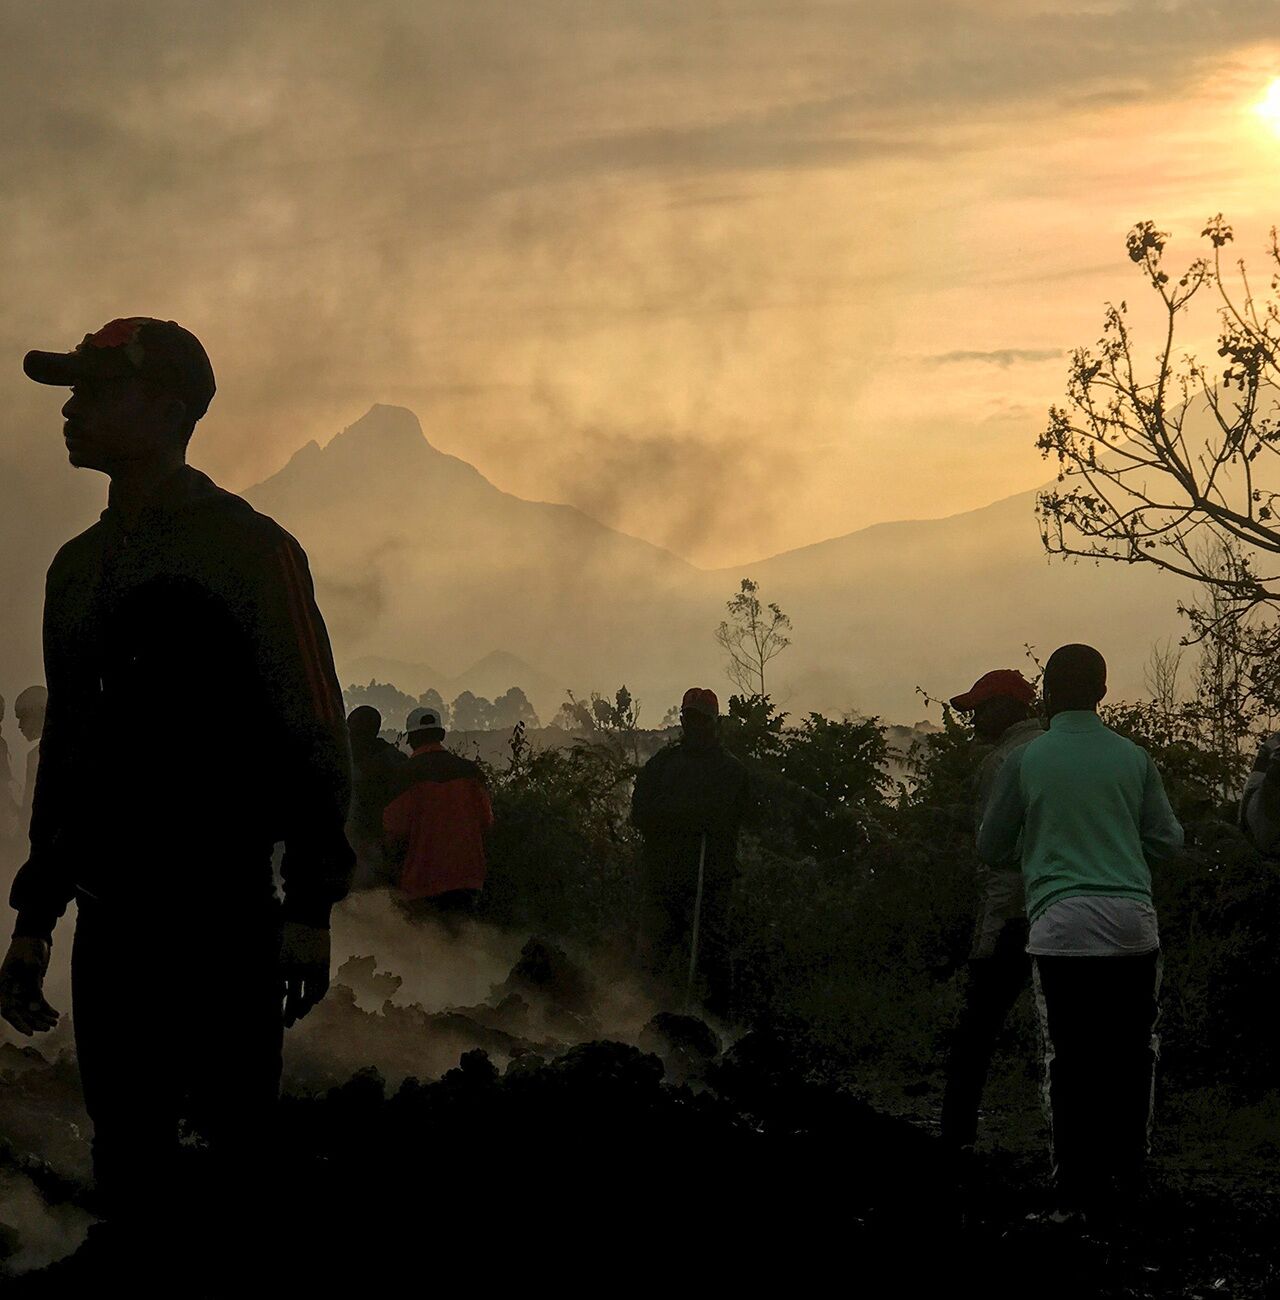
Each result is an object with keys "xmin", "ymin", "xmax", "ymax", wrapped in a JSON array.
[{"xmin": 5, "ymin": 0, "xmax": 1280, "ymax": 566}]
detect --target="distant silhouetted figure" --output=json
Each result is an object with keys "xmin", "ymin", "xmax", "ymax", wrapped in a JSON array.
[
  {"xmin": 940, "ymin": 669, "xmax": 1042, "ymax": 1152},
  {"xmin": 0, "ymin": 694, "xmax": 16, "ymax": 845},
  {"xmin": 13, "ymin": 684, "xmax": 47, "ymax": 845},
  {"xmin": 1239, "ymin": 732, "xmax": 1280, "ymax": 854},
  {"xmin": 630, "ymin": 688, "xmax": 749, "ymax": 1018},
  {"xmin": 384, "ymin": 706, "xmax": 493, "ymax": 927},
  {"xmin": 978, "ymin": 644, "xmax": 1182, "ymax": 1219},
  {"xmin": 0, "ymin": 319, "xmax": 353, "ymax": 1262},
  {"xmin": 346, "ymin": 705, "xmax": 408, "ymax": 890}
]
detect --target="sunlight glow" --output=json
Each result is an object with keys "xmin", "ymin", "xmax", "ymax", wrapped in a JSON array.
[{"xmin": 1255, "ymin": 78, "xmax": 1280, "ymax": 135}]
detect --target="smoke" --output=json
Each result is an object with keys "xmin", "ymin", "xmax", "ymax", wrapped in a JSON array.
[
  {"xmin": 545, "ymin": 425, "xmax": 803, "ymax": 562},
  {"xmin": 0, "ymin": 1169, "xmax": 91, "ymax": 1277},
  {"xmin": 282, "ymin": 889, "xmax": 664, "ymax": 1093},
  {"xmin": 327, "ymin": 889, "xmax": 521, "ymax": 1013}
]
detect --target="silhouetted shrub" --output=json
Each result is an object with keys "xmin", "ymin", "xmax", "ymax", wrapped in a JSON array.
[{"xmin": 471, "ymin": 697, "xmax": 1277, "ymax": 1103}]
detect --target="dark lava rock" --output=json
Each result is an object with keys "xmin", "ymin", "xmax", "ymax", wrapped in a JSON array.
[
  {"xmin": 497, "ymin": 936, "xmax": 594, "ymax": 1013},
  {"xmin": 542, "ymin": 1040, "xmax": 664, "ymax": 1092},
  {"xmin": 0, "ymin": 1044, "xmax": 49, "ymax": 1081},
  {"xmin": 639, "ymin": 1012, "xmax": 721, "ymax": 1062}
]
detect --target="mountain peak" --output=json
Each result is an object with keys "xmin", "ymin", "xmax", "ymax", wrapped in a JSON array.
[{"xmin": 325, "ymin": 404, "xmax": 432, "ymax": 453}]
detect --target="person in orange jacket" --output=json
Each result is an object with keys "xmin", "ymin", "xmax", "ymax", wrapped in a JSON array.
[{"xmin": 383, "ymin": 705, "xmax": 493, "ymax": 925}]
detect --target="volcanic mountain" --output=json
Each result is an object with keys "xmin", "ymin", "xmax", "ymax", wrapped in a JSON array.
[
  {"xmin": 724, "ymin": 491, "xmax": 1188, "ymax": 718},
  {"xmin": 244, "ymin": 404, "xmax": 1189, "ymax": 721},
  {"xmin": 243, "ymin": 405, "xmax": 709, "ymax": 714}
]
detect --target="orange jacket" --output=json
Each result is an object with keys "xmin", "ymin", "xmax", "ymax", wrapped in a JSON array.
[{"xmin": 383, "ymin": 743, "xmax": 493, "ymax": 898}]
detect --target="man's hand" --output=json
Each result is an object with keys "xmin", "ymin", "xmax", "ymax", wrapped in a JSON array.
[
  {"xmin": 0, "ymin": 937, "xmax": 59, "ymax": 1036},
  {"xmin": 280, "ymin": 921, "xmax": 330, "ymax": 1028}
]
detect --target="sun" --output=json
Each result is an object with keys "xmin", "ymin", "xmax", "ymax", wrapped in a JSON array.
[{"xmin": 1255, "ymin": 78, "xmax": 1280, "ymax": 136}]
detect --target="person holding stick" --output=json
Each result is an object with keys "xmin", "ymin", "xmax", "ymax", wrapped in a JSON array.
[{"xmin": 630, "ymin": 688, "xmax": 749, "ymax": 1018}]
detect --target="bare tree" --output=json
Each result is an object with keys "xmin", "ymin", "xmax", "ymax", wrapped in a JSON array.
[
  {"xmin": 1188, "ymin": 540, "xmax": 1264, "ymax": 788},
  {"xmin": 714, "ymin": 578, "xmax": 792, "ymax": 697},
  {"xmin": 1037, "ymin": 217, "xmax": 1280, "ymax": 630},
  {"xmin": 1143, "ymin": 636, "xmax": 1184, "ymax": 713}
]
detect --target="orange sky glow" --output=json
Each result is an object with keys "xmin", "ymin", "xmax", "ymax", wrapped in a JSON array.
[{"xmin": 4, "ymin": 5, "xmax": 1280, "ymax": 566}]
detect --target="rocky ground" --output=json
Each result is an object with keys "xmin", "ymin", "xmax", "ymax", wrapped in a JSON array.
[{"xmin": 0, "ymin": 927, "xmax": 1275, "ymax": 1297}]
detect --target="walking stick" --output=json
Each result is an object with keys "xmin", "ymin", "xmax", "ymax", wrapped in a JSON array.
[{"xmin": 684, "ymin": 832, "xmax": 708, "ymax": 1013}]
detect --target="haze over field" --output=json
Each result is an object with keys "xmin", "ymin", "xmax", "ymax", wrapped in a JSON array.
[{"xmin": 4, "ymin": 1, "xmax": 1279, "ymax": 714}]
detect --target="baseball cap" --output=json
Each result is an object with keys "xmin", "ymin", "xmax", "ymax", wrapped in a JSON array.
[
  {"xmin": 406, "ymin": 706, "xmax": 445, "ymax": 732},
  {"xmin": 680, "ymin": 687, "xmax": 720, "ymax": 718},
  {"xmin": 24, "ymin": 318, "xmax": 216, "ymax": 422},
  {"xmin": 948, "ymin": 669, "xmax": 1036, "ymax": 712}
]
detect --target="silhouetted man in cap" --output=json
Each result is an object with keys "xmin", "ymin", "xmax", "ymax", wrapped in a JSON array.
[
  {"xmin": 978, "ymin": 644, "xmax": 1182, "ymax": 1219},
  {"xmin": 384, "ymin": 705, "xmax": 493, "ymax": 928},
  {"xmin": 941, "ymin": 668, "xmax": 1042, "ymax": 1152},
  {"xmin": 0, "ymin": 318, "xmax": 353, "ymax": 1258},
  {"xmin": 346, "ymin": 704, "xmax": 408, "ymax": 890},
  {"xmin": 630, "ymin": 688, "xmax": 749, "ymax": 1017}
]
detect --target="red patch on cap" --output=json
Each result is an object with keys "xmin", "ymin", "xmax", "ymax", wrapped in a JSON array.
[
  {"xmin": 681, "ymin": 687, "xmax": 720, "ymax": 717},
  {"xmin": 949, "ymin": 669, "xmax": 1036, "ymax": 711},
  {"xmin": 87, "ymin": 318, "xmax": 144, "ymax": 349}
]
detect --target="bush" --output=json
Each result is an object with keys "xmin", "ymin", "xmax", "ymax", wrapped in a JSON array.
[
  {"xmin": 479, "ymin": 726, "xmax": 639, "ymax": 944},
  {"xmin": 473, "ymin": 699, "xmax": 1277, "ymax": 1104}
]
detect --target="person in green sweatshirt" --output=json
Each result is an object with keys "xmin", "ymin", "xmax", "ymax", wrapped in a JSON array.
[{"xmin": 976, "ymin": 643, "xmax": 1183, "ymax": 1216}]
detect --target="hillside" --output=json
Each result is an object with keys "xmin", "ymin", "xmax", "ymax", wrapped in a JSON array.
[
  {"xmin": 0, "ymin": 403, "xmax": 1192, "ymax": 724},
  {"xmin": 246, "ymin": 404, "xmax": 1187, "ymax": 720},
  {"xmin": 732, "ymin": 488, "xmax": 1189, "ymax": 717},
  {"xmin": 244, "ymin": 406, "xmax": 705, "ymax": 709}
]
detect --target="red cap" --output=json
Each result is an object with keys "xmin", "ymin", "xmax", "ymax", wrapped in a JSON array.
[
  {"xmin": 24, "ymin": 317, "xmax": 216, "ymax": 422},
  {"xmin": 949, "ymin": 669, "xmax": 1035, "ymax": 712},
  {"xmin": 680, "ymin": 687, "xmax": 720, "ymax": 718}
]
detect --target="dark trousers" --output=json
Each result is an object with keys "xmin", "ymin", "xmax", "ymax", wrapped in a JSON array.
[
  {"xmin": 1032, "ymin": 951, "xmax": 1161, "ymax": 1204},
  {"xmin": 72, "ymin": 895, "xmax": 285, "ymax": 1229},
  {"xmin": 638, "ymin": 863, "xmax": 734, "ymax": 1018},
  {"xmin": 394, "ymin": 889, "xmax": 479, "ymax": 935},
  {"xmin": 941, "ymin": 920, "xmax": 1030, "ymax": 1148}
]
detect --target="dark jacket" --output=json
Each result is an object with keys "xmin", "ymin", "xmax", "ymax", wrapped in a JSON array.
[
  {"xmin": 383, "ymin": 743, "xmax": 493, "ymax": 898},
  {"xmin": 10, "ymin": 466, "xmax": 353, "ymax": 937},
  {"xmin": 630, "ymin": 739, "xmax": 750, "ymax": 886},
  {"xmin": 349, "ymin": 735, "xmax": 409, "ymax": 842}
]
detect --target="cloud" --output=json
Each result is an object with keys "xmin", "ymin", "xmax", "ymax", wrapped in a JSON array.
[
  {"xmin": 926, "ymin": 349, "xmax": 1065, "ymax": 367},
  {"xmin": 1, "ymin": 0, "xmax": 1278, "ymax": 583}
]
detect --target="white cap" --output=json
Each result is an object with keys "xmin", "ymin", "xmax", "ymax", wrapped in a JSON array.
[{"xmin": 406, "ymin": 706, "xmax": 444, "ymax": 732}]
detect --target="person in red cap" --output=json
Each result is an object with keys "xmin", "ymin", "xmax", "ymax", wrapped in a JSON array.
[
  {"xmin": 629, "ymin": 687, "xmax": 750, "ymax": 1016},
  {"xmin": 0, "ymin": 318, "xmax": 353, "ymax": 1260},
  {"xmin": 940, "ymin": 667, "xmax": 1043, "ymax": 1153}
]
